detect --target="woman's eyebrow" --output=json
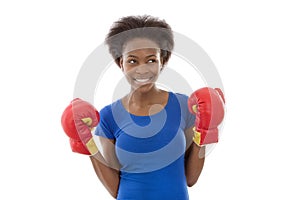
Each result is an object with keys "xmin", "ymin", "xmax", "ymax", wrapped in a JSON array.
[
  {"xmin": 126, "ymin": 54, "xmax": 157, "ymax": 58},
  {"xmin": 145, "ymin": 54, "xmax": 157, "ymax": 58},
  {"xmin": 126, "ymin": 55, "xmax": 138, "ymax": 58}
]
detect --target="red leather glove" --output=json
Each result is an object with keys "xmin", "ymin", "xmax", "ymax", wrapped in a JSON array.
[
  {"xmin": 188, "ymin": 87, "xmax": 225, "ymax": 146},
  {"xmin": 61, "ymin": 98, "xmax": 100, "ymax": 155}
]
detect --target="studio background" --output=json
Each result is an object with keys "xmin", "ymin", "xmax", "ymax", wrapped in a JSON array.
[{"xmin": 1, "ymin": 0, "xmax": 299, "ymax": 199}]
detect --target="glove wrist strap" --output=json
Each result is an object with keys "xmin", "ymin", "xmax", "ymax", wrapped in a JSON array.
[
  {"xmin": 192, "ymin": 127, "xmax": 202, "ymax": 147},
  {"xmin": 86, "ymin": 138, "xmax": 99, "ymax": 156}
]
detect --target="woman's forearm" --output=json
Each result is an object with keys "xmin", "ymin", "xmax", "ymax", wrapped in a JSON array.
[
  {"xmin": 185, "ymin": 144, "xmax": 205, "ymax": 187},
  {"xmin": 90, "ymin": 153, "xmax": 120, "ymax": 198}
]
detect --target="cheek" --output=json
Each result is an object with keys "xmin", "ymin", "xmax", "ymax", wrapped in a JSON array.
[
  {"xmin": 123, "ymin": 66, "xmax": 135, "ymax": 76},
  {"xmin": 151, "ymin": 64, "xmax": 161, "ymax": 74}
]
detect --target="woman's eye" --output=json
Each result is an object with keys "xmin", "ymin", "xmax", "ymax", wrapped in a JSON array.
[
  {"xmin": 148, "ymin": 59, "xmax": 157, "ymax": 63},
  {"xmin": 128, "ymin": 59, "xmax": 136, "ymax": 64}
]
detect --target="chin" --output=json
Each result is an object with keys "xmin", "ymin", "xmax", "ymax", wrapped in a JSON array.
[{"xmin": 132, "ymin": 83, "xmax": 155, "ymax": 93}]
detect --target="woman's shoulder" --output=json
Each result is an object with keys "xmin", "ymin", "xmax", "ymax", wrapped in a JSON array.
[
  {"xmin": 99, "ymin": 98, "xmax": 123, "ymax": 116},
  {"xmin": 171, "ymin": 92, "xmax": 189, "ymax": 102}
]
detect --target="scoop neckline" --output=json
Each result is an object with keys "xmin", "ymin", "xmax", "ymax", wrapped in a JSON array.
[{"xmin": 118, "ymin": 91, "xmax": 172, "ymax": 117}]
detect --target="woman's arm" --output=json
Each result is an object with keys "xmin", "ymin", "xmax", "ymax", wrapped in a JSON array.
[
  {"xmin": 89, "ymin": 137, "xmax": 120, "ymax": 198},
  {"xmin": 184, "ymin": 127, "xmax": 205, "ymax": 187}
]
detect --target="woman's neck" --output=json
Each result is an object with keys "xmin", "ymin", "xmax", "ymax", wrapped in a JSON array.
[
  {"xmin": 126, "ymin": 86, "xmax": 162, "ymax": 107},
  {"xmin": 122, "ymin": 86, "xmax": 169, "ymax": 116}
]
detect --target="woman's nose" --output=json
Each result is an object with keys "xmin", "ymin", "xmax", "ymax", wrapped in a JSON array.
[{"xmin": 135, "ymin": 64, "xmax": 149, "ymax": 74}]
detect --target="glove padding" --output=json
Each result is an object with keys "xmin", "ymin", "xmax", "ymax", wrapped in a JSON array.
[
  {"xmin": 61, "ymin": 98, "xmax": 100, "ymax": 155},
  {"xmin": 188, "ymin": 87, "xmax": 225, "ymax": 145}
]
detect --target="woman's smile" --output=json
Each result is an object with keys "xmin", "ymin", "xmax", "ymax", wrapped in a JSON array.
[{"xmin": 133, "ymin": 76, "xmax": 153, "ymax": 84}]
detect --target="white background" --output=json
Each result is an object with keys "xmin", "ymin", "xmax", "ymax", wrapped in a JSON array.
[{"xmin": 1, "ymin": 0, "xmax": 299, "ymax": 199}]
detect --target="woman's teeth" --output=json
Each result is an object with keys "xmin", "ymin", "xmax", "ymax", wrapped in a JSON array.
[{"xmin": 134, "ymin": 78, "xmax": 151, "ymax": 83}]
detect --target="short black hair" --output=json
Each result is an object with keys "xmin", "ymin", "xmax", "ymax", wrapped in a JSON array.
[{"xmin": 105, "ymin": 15, "xmax": 174, "ymax": 67}]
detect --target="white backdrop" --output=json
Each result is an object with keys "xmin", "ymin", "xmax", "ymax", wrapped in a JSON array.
[{"xmin": 1, "ymin": 0, "xmax": 299, "ymax": 199}]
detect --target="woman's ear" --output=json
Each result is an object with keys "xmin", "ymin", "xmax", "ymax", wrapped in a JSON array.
[
  {"xmin": 160, "ymin": 56, "xmax": 165, "ymax": 72},
  {"xmin": 119, "ymin": 57, "xmax": 124, "ymax": 71}
]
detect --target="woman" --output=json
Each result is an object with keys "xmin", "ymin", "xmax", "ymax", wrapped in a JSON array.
[
  {"xmin": 93, "ymin": 15, "xmax": 206, "ymax": 199},
  {"xmin": 61, "ymin": 15, "xmax": 224, "ymax": 200}
]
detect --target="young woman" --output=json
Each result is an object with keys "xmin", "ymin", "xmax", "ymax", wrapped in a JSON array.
[{"xmin": 61, "ymin": 15, "xmax": 225, "ymax": 200}]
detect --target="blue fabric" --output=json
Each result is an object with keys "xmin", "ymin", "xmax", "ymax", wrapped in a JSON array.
[{"xmin": 95, "ymin": 92, "xmax": 195, "ymax": 200}]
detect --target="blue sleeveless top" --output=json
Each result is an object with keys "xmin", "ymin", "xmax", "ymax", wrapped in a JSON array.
[{"xmin": 95, "ymin": 92, "xmax": 195, "ymax": 200}]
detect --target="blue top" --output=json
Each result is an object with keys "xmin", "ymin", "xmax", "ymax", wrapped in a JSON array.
[{"xmin": 95, "ymin": 92, "xmax": 195, "ymax": 200}]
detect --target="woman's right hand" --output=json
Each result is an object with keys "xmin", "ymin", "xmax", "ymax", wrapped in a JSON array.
[{"xmin": 61, "ymin": 98, "xmax": 100, "ymax": 155}]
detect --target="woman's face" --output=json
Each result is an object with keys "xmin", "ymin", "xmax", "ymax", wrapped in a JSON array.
[{"xmin": 120, "ymin": 38, "xmax": 163, "ymax": 93}]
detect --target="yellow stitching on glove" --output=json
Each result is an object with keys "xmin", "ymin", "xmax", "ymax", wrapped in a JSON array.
[
  {"xmin": 81, "ymin": 117, "xmax": 92, "ymax": 126},
  {"xmin": 193, "ymin": 127, "xmax": 201, "ymax": 146},
  {"xmin": 192, "ymin": 105, "xmax": 198, "ymax": 113},
  {"xmin": 86, "ymin": 138, "xmax": 98, "ymax": 155}
]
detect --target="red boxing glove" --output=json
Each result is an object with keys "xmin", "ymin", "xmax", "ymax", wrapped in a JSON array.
[
  {"xmin": 188, "ymin": 87, "xmax": 225, "ymax": 146},
  {"xmin": 61, "ymin": 98, "xmax": 100, "ymax": 155}
]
